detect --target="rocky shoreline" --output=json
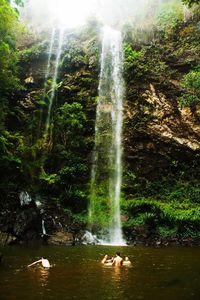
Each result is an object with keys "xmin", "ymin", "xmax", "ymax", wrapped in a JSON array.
[{"xmin": 0, "ymin": 198, "xmax": 200, "ymax": 248}]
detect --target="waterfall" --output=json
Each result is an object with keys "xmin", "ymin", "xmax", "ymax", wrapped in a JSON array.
[
  {"xmin": 42, "ymin": 219, "xmax": 47, "ymax": 236},
  {"xmin": 44, "ymin": 28, "xmax": 64, "ymax": 137},
  {"xmin": 39, "ymin": 28, "xmax": 56, "ymax": 133},
  {"xmin": 44, "ymin": 28, "xmax": 56, "ymax": 88},
  {"xmin": 19, "ymin": 191, "xmax": 32, "ymax": 206},
  {"xmin": 90, "ymin": 26, "xmax": 126, "ymax": 246}
]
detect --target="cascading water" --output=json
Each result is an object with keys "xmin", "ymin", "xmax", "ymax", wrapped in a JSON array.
[
  {"xmin": 19, "ymin": 191, "xmax": 32, "ymax": 206},
  {"xmin": 39, "ymin": 27, "xmax": 56, "ymax": 133},
  {"xmin": 90, "ymin": 26, "xmax": 126, "ymax": 246},
  {"xmin": 42, "ymin": 219, "xmax": 47, "ymax": 236},
  {"xmin": 44, "ymin": 28, "xmax": 56, "ymax": 89},
  {"xmin": 44, "ymin": 28, "xmax": 64, "ymax": 137}
]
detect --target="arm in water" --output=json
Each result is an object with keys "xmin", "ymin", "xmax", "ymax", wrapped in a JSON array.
[{"xmin": 28, "ymin": 257, "xmax": 50, "ymax": 268}]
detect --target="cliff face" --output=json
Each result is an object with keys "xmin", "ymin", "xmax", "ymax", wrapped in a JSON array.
[
  {"xmin": 123, "ymin": 15, "xmax": 200, "ymax": 199},
  {"xmin": 1, "ymin": 12, "xmax": 200, "ymax": 244},
  {"xmin": 17, "ymin": 16, "xmax": 200, "ymax": 195},
  {"xmin": 125, "ymin": 83, "xmax": 200, "ymax": 179}
]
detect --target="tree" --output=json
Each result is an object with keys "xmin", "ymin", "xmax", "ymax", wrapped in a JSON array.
[{"xmin": 0, "ymin": 0, "xmax": 23, "ymax": 199}]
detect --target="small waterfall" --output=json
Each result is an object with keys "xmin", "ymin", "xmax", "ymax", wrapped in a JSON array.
[
  {"xmin": 90, "ymin": 26, "xmax": 126, "ymax": 246},
  {"xmin": 82, "ymin": 231, "xmax": 100, "ymax": 245},
  {"xmin": 19, "ymin": 191, "xmax": 32, "ymax": 206},
  {"xmin": 44, "ymin": 28, "xmax": 64, "ymax": 137},
  {"xmin": 42, "ymin": 219, "xmax": 47, "ymax": 236}
]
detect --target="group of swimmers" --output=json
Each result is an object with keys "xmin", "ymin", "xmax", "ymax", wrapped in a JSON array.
[
  {"xmin": 101, "ymin": 252, "xmax": 131, "ymax": 267},
  {"xmin": 27, "ymin": 252, "xmax": 131, "ymax": 269}
]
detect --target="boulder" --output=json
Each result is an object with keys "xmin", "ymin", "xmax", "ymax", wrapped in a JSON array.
[
  {"xmin": 13, "ymin": 208, "xmax": 41, "ymax": 239},
  {"xmin": 47, "ymin": 230, "xmax": 74, "ymax": 246},
  {"xmin": 0, "ymin": 231, "xmax": 17, "ymax": 246}
]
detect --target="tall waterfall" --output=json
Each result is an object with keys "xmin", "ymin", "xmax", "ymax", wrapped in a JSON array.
[
  {"xmin": 39, "ymin": 28, "xmax": 56, "ymax": 134},
  {"xmin": 45, "ymin": 28, "xmax": 56, "ymax": 86},
  {"xmin": 44, "ymin": 28, "xmax": 64, "ymax": 137},
  {"xmin": 90, "ymin": 26, "xmax": 125, "ymax": 245}
]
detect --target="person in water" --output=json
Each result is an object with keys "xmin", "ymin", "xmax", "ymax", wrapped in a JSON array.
[
  {"xmin": 101, "ymin": 255, "xmax": 114, "ymax": 264},
  {"xmin": 101, "ymin": 255, "xmax": 109, "ymax": 264},
  {"xmin": 28, "ymin": 257, "xmax": 51, "ymax": 268},
  {"xmin": 112, "ymin": 252, "xmax": 123, "ymax": 267},
  {"xmin": 123, "ymin": 256, "xmax": 131, "ymax": 266}
]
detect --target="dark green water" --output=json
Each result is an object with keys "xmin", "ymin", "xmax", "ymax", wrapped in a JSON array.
[{"xmin": 0, "ymin": 245, "xmax": 199, "ymax": 300}]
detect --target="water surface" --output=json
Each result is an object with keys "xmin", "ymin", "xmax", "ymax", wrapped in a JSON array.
[{"xmin": 0, "ymin": 245, "xmax": 199, "ymax": 300}]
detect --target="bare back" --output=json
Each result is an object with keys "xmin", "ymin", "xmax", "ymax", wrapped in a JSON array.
[{"xmin": 112, "ymin": 256, "xmax": 123, "ymax": 267}]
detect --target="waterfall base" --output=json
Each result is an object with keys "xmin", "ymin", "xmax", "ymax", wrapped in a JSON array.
[{"xmin": 81, "ymin": 230, "xmax": 126, "ymax": 246}]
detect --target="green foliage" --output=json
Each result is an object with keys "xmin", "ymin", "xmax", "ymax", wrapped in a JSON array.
[
  {"xmin": 123, "ymin": 43, "xmax": 147, "ymax": 80},
  {"xmin": 158, "ymin": 226, "xmax": 178, "ymax": 237},
  {"xmin": 0, "ymin": 0, "xmax": 24, "ymax": 196},
  {"xmin": 179, "ymin": 66, "xmax": 200, "ymax": 107},
  {"xmin": 62, "ymin": 40, "xmax": 88, "ymax": 72},
  {"xmin": 124, "ymin": 43, "xmax": 142, "ymax": 63},
  {"xmin": 0, "ymin": 0, "xmax": 22, "ymax": 96},
  {"xmin": 182, "ymin": 66, "xmax": 200, "ymax": 90},
  {"xmin": 39, "ymin": 172, "xmax": 59, "ymax": 185},
  {"xmin": 55, "ymin": 102, "xmax": 86, "ymax": 148},
  {"xmin": 156, "ymin": 2, "xmax": 183, "ymax": 33},
  {"xmin": 122, "ymin": 198, "xmax": 200, "ymax": 237},
  {"xmin": 21, "ymin": 43, "xmax": 47, "ymax": 62},
  {"xmin": 89, "ymin": 195, "xmax": 112, "ymax": 226},
  {"xmin": 64, "ymin": 208, "xmax": 88, "ymax": 224},
  {"xmin": 182, "ymin": 0, "xmax": 200, "ymax": 7}
]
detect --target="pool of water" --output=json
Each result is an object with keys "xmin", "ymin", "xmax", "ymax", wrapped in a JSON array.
[{"xmin": 0, "ymin": 245, "xmax": 199, "ymax": 300}]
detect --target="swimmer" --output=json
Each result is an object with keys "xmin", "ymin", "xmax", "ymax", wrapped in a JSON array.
[
  {"xmin": 112, "ymin": 252, "xmax": 123, "ymax": 267},
  {"xmin": 101, "ymin": 255, "xmax": 109, "ymax": 264},
  {"xmin": 104, "ymin": 257, "xmax": 114, "ymax": 266},
  {"xmin": 28, "ymin": 257, "xmax": 51, "ymax": 268},
  {"xmin": 101, "ymin": 255, "xmax": 114, "ymax": 265},
  {"xmin": 123, "ymin": 256, "xmax": 131, "ymax": 266}
]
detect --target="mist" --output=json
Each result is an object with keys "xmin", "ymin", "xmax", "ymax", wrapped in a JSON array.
[{"xmin": 20, "ymin": 0, "xmax": 184, "ymax": 32}]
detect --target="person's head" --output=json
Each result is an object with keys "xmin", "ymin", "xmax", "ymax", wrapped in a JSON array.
[
  {"xmin": 125, "ymin": 256, "xmax": 129, "ymax": 261},
  {"xmin": 42, "ymin": 257, "xmax": 47, "ymax": 260},
  {"xmin": 116, "ymin": 252, "xmax": 121, "ymax": 257}
]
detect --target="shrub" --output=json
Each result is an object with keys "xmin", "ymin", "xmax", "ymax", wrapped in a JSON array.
[{"xmin": 179, "ymin": 66, "xmax": 200, "ymax": 107}]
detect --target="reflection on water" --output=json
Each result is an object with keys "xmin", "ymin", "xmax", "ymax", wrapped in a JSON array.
[
  {"xmin": 28, "ymin": 266, "xmax": 50, "ymax": 287},
  {"xmin": 112, "ymin": 265, "xmax": 122, "ymax": 282},
  {"xmin": 39, "ymin": 268, "xmax": 50, "ymax": 287},
  {"xmin": 0, "ymin": 245, "xmax": 199, "ymax": 300}
]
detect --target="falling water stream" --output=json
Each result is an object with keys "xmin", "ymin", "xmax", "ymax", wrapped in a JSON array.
[
  {"xmin": 41, "ymin": 25, "xmax": 126, "ymax": 245},
  {"xmin": 44, "ymin": 28, "xmax": 56, "ymax": 87},
  {"xmin": 44, "ymin": 28, "xmax": 64, "ymax": 137},
  {"xmin": 90, "ymin": 26, "xmax": 125, "ymax": 245}
]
